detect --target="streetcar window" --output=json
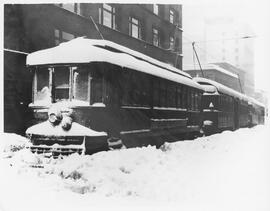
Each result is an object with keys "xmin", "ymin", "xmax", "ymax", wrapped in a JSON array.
[
  {"xmin": 159, "ymin": 80, "xmax": 167, "ymax": 107},
  {"xmin": 140, "ymin": 75, "xmax": 150, "ymax": 106},
  {"xmin": 121, "ymin": 71, "xmax": 132, "ymax": 105},
  {"xmin": 190, "ymin": 90, "xmax": 194, "ymax": 110},
  {"xmin": 153, "ymin": 79, "xmax": 160, "ymax": 106},
  {"xmin": 167, "ymin": 83, "xmax": 176, "ymax": 107},
  {"xmin": 73, "ymin": 68, "xmax": 89, "ymax": 102},
  {"xmin": 197, "ymin": 92, "xmax": 202, "ymax": 111},
  {"xmin": 182, "ymin": 86, "xmax": 186, "ymax": 109},
  {"xmin": 195, "ymin": 91, "xmax": 198, "ymax": 111},
  {"xmin": 131, "ymin": 73, "xmax": 140, "ymax": 105},
  {"xmin": 187, "ymin": 89, "xmax": 191, "ymax": 110},
  {"xmin": 54, "ymin": 67, "xmax": 70, "ymax": 101},
  {"xmin": 126, "ymin": 71, "xmax": 150, "ymax": 106},
  {"xmin": 92, "ymin": 78, "xmax": 103, "ymax": 103},
  {"xmin": 193, "ymin": 91, "xmax": 197, "ymax": 111},
  {"xmin": 35, "ymin": 68, "xmax": 50, "ymax": 103},
  {"xmin": 91, "ymin": 69, "xmax": 103, "ymax": 103},
  {"xmin": 176, "ymin": 85, "xmax": 182, "ymax": 108}
]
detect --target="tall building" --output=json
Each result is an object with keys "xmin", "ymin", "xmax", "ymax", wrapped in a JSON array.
[
  {"xmin": 4, "ymin": 3, "xmax": 183, "ymax": 133},
  {"xmin": 183, "ymin": 5, "xmax": 255, "ymax": 96}
]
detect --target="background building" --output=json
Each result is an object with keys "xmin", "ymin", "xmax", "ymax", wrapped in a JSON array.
[
  {"xmin": 185, "ymin": 62, "xmax": 245, "ymax": 93},
  {"xmin": 4, "ymin": 3, "xmax": 183, "ymax": 134},
  {"xmin": 182, "ymin": 5, "xmax": 255, "ymax": 96}
]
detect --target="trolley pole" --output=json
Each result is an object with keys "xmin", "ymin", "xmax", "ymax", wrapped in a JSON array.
[
  {"xmin": 237, "ymin": 73, "xmax": 244, "ymax": 94},
  {"xmin": 192, "ymin": 42, "xmax": 204, "ymax": 77}
]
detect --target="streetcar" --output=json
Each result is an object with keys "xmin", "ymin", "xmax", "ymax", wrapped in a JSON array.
[
  {"xmin": 25, "ymin": 37, "xmax": 205, "ymax": 156},
  {"xmin": 194, "ymin": 77, "xmax": 265, "ymax": 135}
]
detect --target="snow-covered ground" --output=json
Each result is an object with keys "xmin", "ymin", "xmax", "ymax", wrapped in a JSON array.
[{"xmin": 0, "ymin": 123, "xmax": 270, "ymax": 211}]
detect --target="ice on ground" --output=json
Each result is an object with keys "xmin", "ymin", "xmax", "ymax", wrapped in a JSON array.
[{"xmin": 0, "ymin": 124, "xmax": 270, "ymax": 211}]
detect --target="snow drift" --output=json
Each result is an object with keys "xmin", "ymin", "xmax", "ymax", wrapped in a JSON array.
[{"xmin": 0, "ymin": 124, "xmax": 270, "ymax": 211}]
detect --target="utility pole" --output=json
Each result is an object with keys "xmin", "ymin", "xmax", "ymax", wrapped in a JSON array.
[{"xmin": 192, "ymin": 42, "xmax": 204, "ymax": 77}]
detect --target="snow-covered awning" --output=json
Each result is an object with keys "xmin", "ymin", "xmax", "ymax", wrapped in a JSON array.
[{"xmin": 26, "ymin": 38, "xmax": 203, "ymax": 90}]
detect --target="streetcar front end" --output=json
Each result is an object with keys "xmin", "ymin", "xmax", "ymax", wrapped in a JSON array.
[{"xmin": 25, "ymin": 63, "xmax": 108, "ymax": 157}]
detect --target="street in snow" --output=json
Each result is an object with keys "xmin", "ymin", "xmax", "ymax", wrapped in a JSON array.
[{"xmin": 0, "ymin": 122, "xmax": 269, "ymax": 211}]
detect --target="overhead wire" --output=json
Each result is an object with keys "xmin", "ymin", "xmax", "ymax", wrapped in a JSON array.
[{"xmin": 182, "ymin": 33, "xmax": 244, "ymax": 92}]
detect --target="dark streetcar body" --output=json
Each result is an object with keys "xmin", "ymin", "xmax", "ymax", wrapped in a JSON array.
[
  {"xmin": 194, "ymin": 77, "xmax": 265, "ymax": 135},
  {"xmin": 25, "ymin": 38, "xmax": 205, "ymax": 156}
]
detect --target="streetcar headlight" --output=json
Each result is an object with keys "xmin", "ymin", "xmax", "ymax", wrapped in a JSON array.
[
  {"xmin": 61, "ymin": 116, "xmax": 73, "ymax": 131},
  {"xmin": 48, "ymin": 105, "xmax": 62, "ymax": 125},
  {"xmin": 48, "ymin": 113, "xmax": 58, "ymax": 124}
]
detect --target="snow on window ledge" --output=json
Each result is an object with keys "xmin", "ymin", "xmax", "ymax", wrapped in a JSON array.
[
  {"xmin": 91, "ymin": 102, "xmax": 106, "ymax": 107},
  {"xmin": 29, "ymin": 99, "xmax": 90, "ymax": 108}
]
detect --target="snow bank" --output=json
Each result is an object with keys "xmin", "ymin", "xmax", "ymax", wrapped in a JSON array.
[
  {"xmin": 0, "ymin": 124, "xmax": 270, "ymax": 211},
  {"xmin": 0, "ymin": 133, "xmax": 30, "ymax": 157}
]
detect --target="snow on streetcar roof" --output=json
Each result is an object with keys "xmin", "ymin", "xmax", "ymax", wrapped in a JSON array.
[
  {"xmin": 200, "ymin": 84, "xmax": 218, "ymax": 94},
  {"xmin": 86, "ymin": 38, "xmax": 191, "ymax": 78},
  {"xmin": 194, "ymin": 77, "xmax": 265, "ymax": 107},
  {"xmin": 26, "ymin": 37, "xmax": 203, "ymax": 90}
]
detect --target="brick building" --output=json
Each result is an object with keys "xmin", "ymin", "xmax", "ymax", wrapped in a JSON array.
[{"xmin": 4, "ymin": 3, "xmax": 183, "ymax": 133}]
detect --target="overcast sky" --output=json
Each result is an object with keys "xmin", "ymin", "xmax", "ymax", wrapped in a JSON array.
[{"xmin": 181, "ymin": 0, "xmax": 270, "ymax": 93}]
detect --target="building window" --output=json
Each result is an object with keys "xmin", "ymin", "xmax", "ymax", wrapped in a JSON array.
[
  {"xmin": 169, "ymin": 9, "xmax": 175, "ymax": 24},
  {"xmin": 129, "ymin": 17, "xmax": 142, "ymax": 39},
  {"xmin": 169, "ymin": 36, "xmax": 175, "ymax": 49},
  {"xmin": 152, "ymin": 27, "xmax": 160, "ymax": 47},
  {"xmin": 153, "ymin": 4, "xmax": 159, "ymax": 15},
  {"xmin": 58, "ymin": 3, "xmax": 81, "ymax": 15},
  {"xmin": 54, "ymin": 29, "xmax": 75, "ymax": 45},
  {"xmin": 99, "ymin": 4, "xmax": 116, "ymax": 29}
]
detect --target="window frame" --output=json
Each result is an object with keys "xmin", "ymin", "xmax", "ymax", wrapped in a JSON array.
[
  {"xmin": 33, "ymin": 67, "xmax": 51, "ymax": 104},
  {"xmin": 58, "ymin": 3, "xmax": 81, "ymax": 15},
  {"xmin": 169, "ymin": 9, "xmax": 175, "ymax": 24},
  {"xmin": 53, "ymin": 66, "xmax": 74, "ymax": 102},
  {"xmin": 152, "ymin": 27, "xmax": 160, "ymax": 47},
  {"xmin": 128, "ymin": 16, "xmax": 142, "ymax": 39},
  {"xmin": 169, "ymin": 36, "xmax": 175, "ymax": 50},
  {"xmin": 153, "ymin": 4, "xmax": 159, "ymax": 15},
  {"xmin": 99, "ymin": 4, "xmax": 116, "ymax": 30},
  {"xmin": 73, "ymin": 67, "xmax": 91, "ymax": 103}
]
